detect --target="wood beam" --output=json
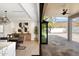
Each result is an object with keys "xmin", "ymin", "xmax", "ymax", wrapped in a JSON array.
[{"xmin": 69, "ymin": 12, "xmax": 79, "ymax": 18}]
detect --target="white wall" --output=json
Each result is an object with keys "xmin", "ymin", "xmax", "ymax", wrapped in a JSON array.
[
  {"xmin": 0, "ymin": 3, "xmax": 39, "ymax": 41},
  {"xmin": 0, "ymin": 18, "xmax": 38, "ymax": 40},
  {"xmin": 29, "ymin": 20, "xmax": 37, "ymax": 40}
]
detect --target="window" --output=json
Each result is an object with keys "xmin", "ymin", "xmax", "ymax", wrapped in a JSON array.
[{"xmin": 0, "ymin": 25, "xmax": 3, "ymax": 33}]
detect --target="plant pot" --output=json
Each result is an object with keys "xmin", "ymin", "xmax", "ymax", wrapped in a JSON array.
[{"xmin": 34, "ymin": 36, "xmax": 38, "ymax": 42}]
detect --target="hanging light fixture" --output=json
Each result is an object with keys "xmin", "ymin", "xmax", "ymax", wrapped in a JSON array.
[{"xmin": 0, "ymin": 10, "xmax": 10, "ymax": 24}]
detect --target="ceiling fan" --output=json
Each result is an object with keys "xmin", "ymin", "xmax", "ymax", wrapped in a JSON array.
[
  {"xmin": 61, "ymin": 4, "xmax": 70, "ymax": 15},
  {"xmin": 61, "ymin": 9, "xmax": 69, "ymax": 15}
]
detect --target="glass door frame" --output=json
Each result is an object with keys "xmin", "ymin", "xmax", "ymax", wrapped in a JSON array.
[{"xmin": 41, "ymin": 20, "xmax": 48, "ymax": 44}]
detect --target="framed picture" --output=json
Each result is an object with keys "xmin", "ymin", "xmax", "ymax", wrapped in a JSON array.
[
  {"xmin": 24, "ymin": 27, "xmax": 27, "ymax": 32},
  {"xmin": 18, "ymin": 22, "xmax": 28, "ymax": 33},
  {"xmin": 18, "ymin": 29, "xmax": 22, "ymax": 32},
  {"xmin": 19, "ymin": 22, "xmax": 22, "ymax": 28},
  {"xmin": 24, "ymin": 22, "xmax": 28, "ymax": 26}
]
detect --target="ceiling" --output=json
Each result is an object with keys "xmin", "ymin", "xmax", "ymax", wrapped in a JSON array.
[
  {"xmin": 43, "ymin": 3, "xmax": 79, "ymax": 18},
  {"xmin": 0, "ymin": 3, "xmax": 39, "ymax": 21},
  {"xmin": 20, "ymin": 3, "xmax": 39, "ymax": 20}
]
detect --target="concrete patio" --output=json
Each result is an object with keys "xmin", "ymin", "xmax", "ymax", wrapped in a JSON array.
[{"xmin": 41, "ymin": 33, "xmax": 79, "ymax": 56}]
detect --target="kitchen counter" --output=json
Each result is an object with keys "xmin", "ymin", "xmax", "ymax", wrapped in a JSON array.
[
  {"xmin": 0, "ymin": 42, "xmax": 12, "ymax": 49},
  {"xmin": 0, "ymin": 42, "xmax": 16, "ymax": 56}
]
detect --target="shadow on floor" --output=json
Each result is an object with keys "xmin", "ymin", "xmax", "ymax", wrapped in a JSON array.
[{"xmin": 41, "ymin": 35, "xmax": 79, "ymax": 56}]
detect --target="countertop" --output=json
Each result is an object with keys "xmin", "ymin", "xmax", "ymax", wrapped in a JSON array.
[{"xmin": 0, "ymin": 42, "xmax": 15, "ymax": 50}]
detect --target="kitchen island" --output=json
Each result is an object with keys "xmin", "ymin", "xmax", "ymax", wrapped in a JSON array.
[{"xmin": 0, "ymin": 42, "xmax": 16, "ymax": 56}]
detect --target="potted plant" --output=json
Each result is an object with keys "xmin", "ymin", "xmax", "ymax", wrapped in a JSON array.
[{"xmin": 34, "ymin": 26, "xmax": 38, "ymax": 42}]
